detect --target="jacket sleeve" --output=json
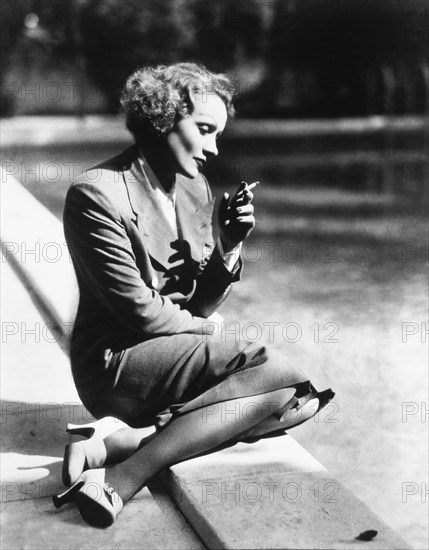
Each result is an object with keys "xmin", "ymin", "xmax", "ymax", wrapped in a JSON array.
[
  {"xmin": 186, "ymin": 245, "xmax": 242, "ymax": 318},
  {"xmin": 64, "ymin": 182, "xmax": 212, "ymax": 338}
]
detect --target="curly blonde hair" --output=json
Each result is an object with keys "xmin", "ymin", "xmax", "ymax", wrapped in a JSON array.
[{"xmin": 120, "ymin": 62, "xmax": 235, "ymax": 142}]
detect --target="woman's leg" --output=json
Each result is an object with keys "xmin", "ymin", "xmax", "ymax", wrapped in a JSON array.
[
  {"xmin": 103, "ymin": 426, "xmax": 156, "ymax": 464},
  {"xmin": 71, "ymin": 386, "xmax": 329, "ymax": 479},
  {"xmin": 104, "ymin": 387, "xmax": 294, "ymax": 503},
  {"xmin": 63, "ymin": 425, "xmax": 157, "ymax": 486},
  {"xmin": 85, "ymin": 336, "xmax": 328, "ymax": 476},
  {"xmin": 96, "ymin": 392, "xmax": 318, "ymax": 469},
  {"xmin": 239, "ymin": 400, "xmax": 318, "ymax": 440}
]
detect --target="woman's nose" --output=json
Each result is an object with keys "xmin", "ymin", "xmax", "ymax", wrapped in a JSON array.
[{"xmin": 204, "ymin": 136, "xmax": 218, "ymax": 157}]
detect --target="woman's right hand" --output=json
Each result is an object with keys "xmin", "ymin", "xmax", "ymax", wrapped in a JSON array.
[{"xmin": 218, "ymin": 181, "xmax": 256, "ymax": 253}]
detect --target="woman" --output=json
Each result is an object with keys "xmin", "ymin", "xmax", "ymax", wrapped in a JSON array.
[{"xmin": 54, "ymin": 62, "xmax": 334, "ymax": 527}]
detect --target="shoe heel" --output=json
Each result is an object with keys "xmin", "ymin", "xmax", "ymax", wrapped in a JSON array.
[
  {"xmin": 52, "ymin": 480, "xmax": 85, "ymax": 509},
  {"xmin": 66, "ymin": 422, "xmax": 96, "ymax": 438},
  {"xmin": 76, "ymin": 482, "xmax": 123, "ymax": 528}
]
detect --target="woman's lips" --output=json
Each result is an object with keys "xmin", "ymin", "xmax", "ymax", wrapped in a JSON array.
[{"xmin": 195, "ymin": 158, "xmax": 205, "ymax": 170}]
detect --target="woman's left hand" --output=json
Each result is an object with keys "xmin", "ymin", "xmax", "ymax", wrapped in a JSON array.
[{"xmin": 218, "ymin": 181, "xmax": 256, "ymax": 253}]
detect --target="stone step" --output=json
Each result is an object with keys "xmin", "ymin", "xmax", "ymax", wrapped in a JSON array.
[
  {"xmin": 0, "ymin": 406, "xmax": 203, "ymax": 550},
  {"xmin": 1, "ymin": 166, "xmax": 78, "ymax": 340},
  {"xmin": 1, "ymin": 489, "xmax": 204, "ymax": 550},
  {"xmin": 160, "ymin": 436, "xmax": 411, "ymax": 549},
  {"xmin": 1, "ymin": 170, "xmax": 413, "ymax": 549},
  {"xmin": 0, "ymin": 255, "xmax": 78, "ymax": 403},
  {"xmin": 0, "ymin": 259, "xmax": 203, "ymax": 549}
]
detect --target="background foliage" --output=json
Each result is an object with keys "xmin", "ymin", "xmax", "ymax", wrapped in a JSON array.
[{"xmin": 1, "ymin": 0, "xmax": 428, "ymax": 116}]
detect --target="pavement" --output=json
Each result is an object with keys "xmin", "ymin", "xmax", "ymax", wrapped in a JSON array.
[
  {"xmin": 0, "ymin": 261, "xmax": 411, "ymax": 549},
  {"xmin": 0, "ymin": 153, "xmax": 424, "ymax": 548},
  {"xmin": 0, "ymin": 171, "xmax": 205, "ymax": 549},
  {"xmin": 0, "ymin": 256, "xmax": 205, "ymax": 549}
]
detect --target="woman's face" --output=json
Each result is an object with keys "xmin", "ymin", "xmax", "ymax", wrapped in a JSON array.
[{"xmin": 165, "ymin": 92, "xmax": 228, "ymax": 179}]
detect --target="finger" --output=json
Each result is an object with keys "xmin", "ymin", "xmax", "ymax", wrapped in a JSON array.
[
  {"xmin": 236, "ymin": 215, "xmax": 255, "ymax": 225},
  {"xmin": 235, "ymin": 204, "xmax": 254, "ymax": 215},
  {"xmin": 233, "ymin": 181, "xmax": 248, "ymax": 199},
  {"xmin": 235, "ymin": 190, "xmax": 254, "ymax": 204},
  {"xmin": 243, "ymin": 189, "xmax": 254, "ymax": 202},
  {"xmin": 219, "ymin": 192, "xmax": 230, "ymax": 214},
  {"xmin": 235, "ymin": 214, "xmax": 255, "ymax": 223}
]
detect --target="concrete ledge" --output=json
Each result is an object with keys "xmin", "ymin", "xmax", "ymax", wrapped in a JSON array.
[
  {"xmin": 1, "ymin": 403, "xmax": 93, "ymax": 502},
  {"xmin": 1, "ymin": 255, "xmax": 78, "ymax": 403},
  {"xmin": 1, "ymin": 488, "xmax": 203, "ymax": 550},
  {"xmin": 1, "ymin": 115, "xmax": 426, "ymax": 147},
  {"xmin": 1, "ymin": 115, "xmax": 131, "ymax": 148},
  {"xmin": 1, "ymin": 167, "xmax": 78, "ymax": 339},
  {"xmin": 160, "ymin": 436, "xmax": 411, "ymax": 549},
  {"xmin": 2, "ymin": 171, "xmax": 413, "ymax": 548},
  {"xmin": 1, "ymin": 262, "xmax": 203, "ymax": 549}
]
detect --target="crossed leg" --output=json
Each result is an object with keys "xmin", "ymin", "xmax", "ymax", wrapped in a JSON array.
[{"xmin": 101, "ymin": 387, "xmax": 297, "ymax": 502}]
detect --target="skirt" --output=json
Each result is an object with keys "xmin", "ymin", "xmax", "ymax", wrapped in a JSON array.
[{"xmin": 79, "ymin": 331, "xmax": 333, "ymax": 430}]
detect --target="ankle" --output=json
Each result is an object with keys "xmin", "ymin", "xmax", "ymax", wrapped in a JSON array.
[{"xmin": 104, "ymin": 465, "xmax": 142, "ymax": 504}]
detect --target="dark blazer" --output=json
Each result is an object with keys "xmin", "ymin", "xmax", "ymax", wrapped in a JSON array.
[{"xmin": 63, "ymin": 145, "xmax": 242, "ymax": 388}]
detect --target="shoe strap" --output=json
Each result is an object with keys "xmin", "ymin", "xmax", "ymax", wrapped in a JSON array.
[{"xmin": 103, "ymin": 483, "xmax": 123, "ymax": 512}]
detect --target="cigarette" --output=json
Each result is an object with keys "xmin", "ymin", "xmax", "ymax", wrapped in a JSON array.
[{"xmin": 246, "ymin": 181, "xmax": 260, "ymax": 191}]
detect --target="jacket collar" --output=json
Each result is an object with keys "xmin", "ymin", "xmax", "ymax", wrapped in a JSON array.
[{"xmin": 122, "ymin": 145, "xmax": 215, "ymax": 269}]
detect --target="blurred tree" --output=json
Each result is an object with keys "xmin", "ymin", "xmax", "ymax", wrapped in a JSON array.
[
  {"xmin": 1, "ymin": 0, "xmax": 107, "ymax": 116},
  {"xmin": 79, "ymin": 0, "xmax": 196, "ymax": 110},
  {"xmin": 0, "ymin": 1, "xmax": 28, "ymax": 114},
  {"xmin": 1, "ymin": 0, "xmax": 427, "ymax": 117},
  {"xmin": 265, "ymin": 0, "xmax": 429, "ymax": 117},
  {"xmin": 0, "ymin": 2, "xmax": 26, "ymax": 67},
  {"xmin": 190, "ymin": 0, "xmax": 266, "ymax": 68},
  {"xmin": 189, "ymin": 0, "xmax": 269, "ymax": 115}
]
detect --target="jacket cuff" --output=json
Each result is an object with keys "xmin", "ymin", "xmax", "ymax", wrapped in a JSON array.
[
  {"xmin": 209, "ymin": 243, "xmax": 242, "ymax": 283},
  {"xmin": 217, "ymin": 237, "xmax": 242, "ymax": 272}
]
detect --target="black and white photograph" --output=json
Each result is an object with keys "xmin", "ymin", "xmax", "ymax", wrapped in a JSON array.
[{"xmin": 1, "ymin": 1, "xmax": 428, "ymax": 548}]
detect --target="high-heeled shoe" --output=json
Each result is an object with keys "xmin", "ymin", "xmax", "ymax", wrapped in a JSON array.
[
  {"xmin": 66, "ymin": 416, "xmax": 127, "ymax": 439},
  {"xmin": 62, "ymin": 437, "xmax": 107, "ymax": 487},
  {"xmin": 276, "ymin": 388, "xmax": 335, "ymax": 428},
  {"xmin": 53, "ymin": 469, "xmax": 123, "ymax": 528},
  {"xmin": 242, "ymin": 387, "xmax": 335, "ymax": 442},
  {"xmin": 62, "ymin": 417, "xmax": 126, "ymax": 487}
]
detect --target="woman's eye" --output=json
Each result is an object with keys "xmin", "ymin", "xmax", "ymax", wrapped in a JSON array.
[{"xmin": 198, "ymin": 126, "xmax": 209, "ymax": 135}]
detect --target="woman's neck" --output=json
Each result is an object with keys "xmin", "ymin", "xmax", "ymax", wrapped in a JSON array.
[{"xmin": 138, "ymin": 139, "xmax": 175, "ymax": 193}]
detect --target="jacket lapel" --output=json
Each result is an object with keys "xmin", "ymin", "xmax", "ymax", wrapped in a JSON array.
[
  {"xmin": 121, "ymin": 148, "xmax": 215, "ymax": 270},
  {"xmin": 123, "ymin": 153, "xmax": 178, "ymax": 269},
  {"xmin": 175, "ymin": 174, "xmax": 216, "ymax": 264}
]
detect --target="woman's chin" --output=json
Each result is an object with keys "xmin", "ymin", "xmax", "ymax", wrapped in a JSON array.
[{"xmin": 178, "ymin": 166, "xmax": 199, "ymax": 179}]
